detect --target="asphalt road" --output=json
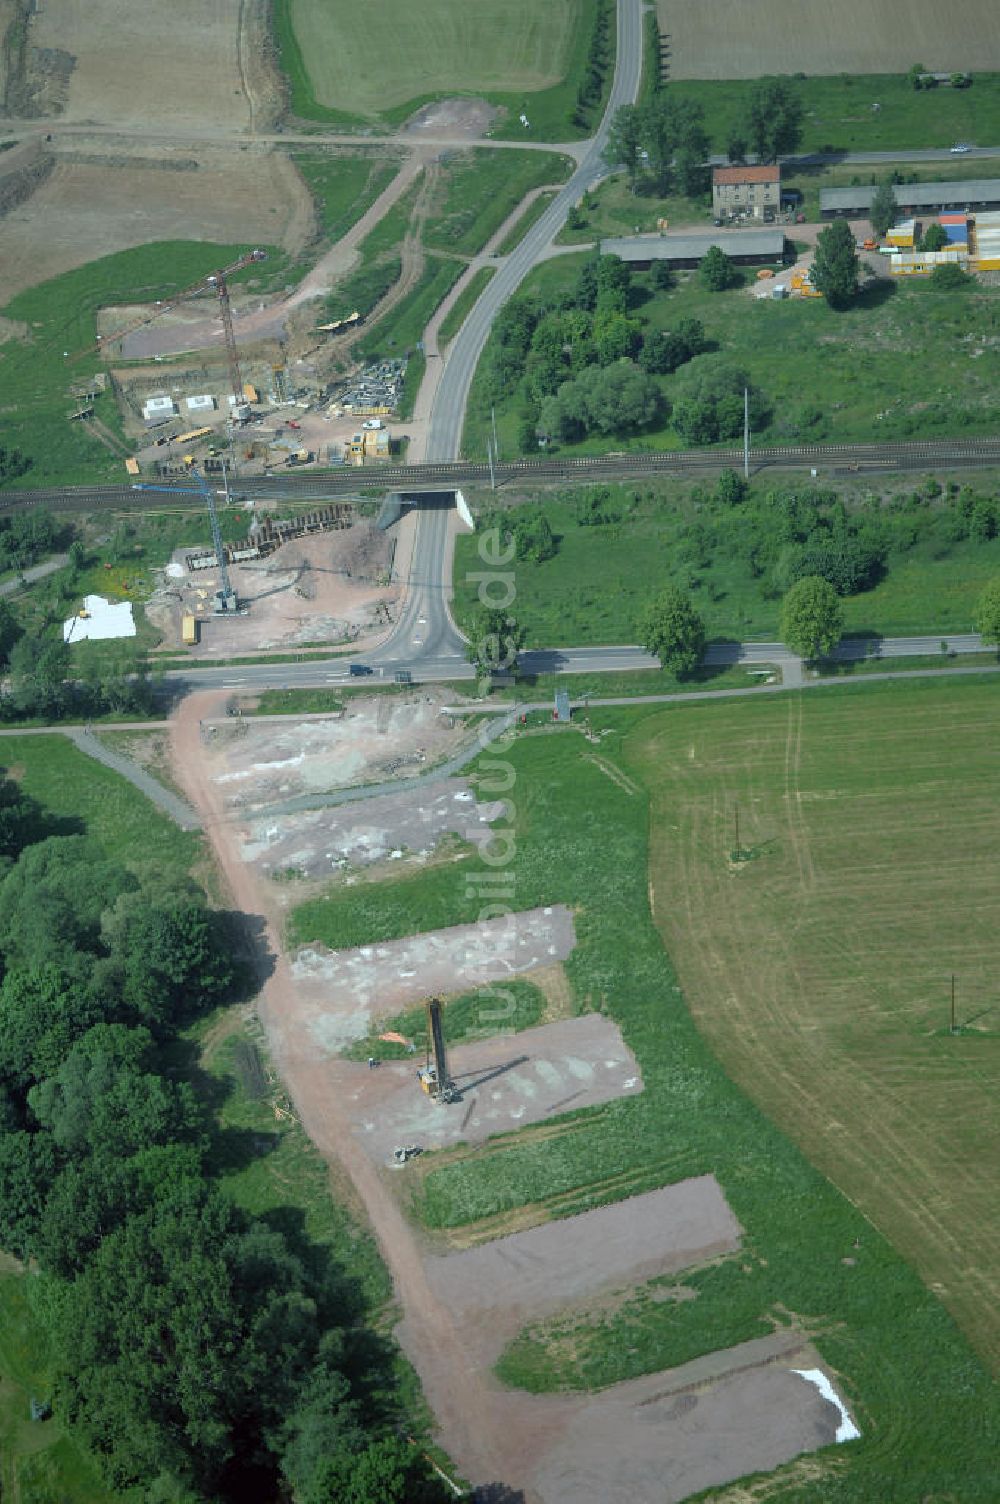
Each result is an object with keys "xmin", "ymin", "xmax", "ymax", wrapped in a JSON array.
[
  {"xmin": 162, "ymin": 626, "xmax": 992, "ymax": 697},
  {"xmin": 422, "ymin": 0, "xmax": 646, "ymax": 462}
]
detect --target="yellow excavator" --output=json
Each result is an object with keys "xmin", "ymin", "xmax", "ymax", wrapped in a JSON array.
[{"xmin": 418, "ymin": 998, "xmax": 459, "ymax": 1105}]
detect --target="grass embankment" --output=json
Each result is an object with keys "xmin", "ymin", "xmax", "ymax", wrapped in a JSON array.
[
  {"xmin": 494, "ymin": 191, "xmax": 560, "ymax": 255},
  {"xmin": 669, "ymin": 72, "xmax": 1000, "ymax": 156},
  {"xmin": 464, "ymin": 251, "xmax": 1000, "ymax": 458},
  {"xmin": 333, "ymin": 150, "xmax": 570, "ymax": 362},
  {"xmin": 274, "ymin": 0, "xmax": 610, "ymax": 141},
  {"xmin": 293, "ymin": 151, "xmax": 401, "ymax": 244},
  {"xmin": 438, "ymin": 269, "xmax": 496, "ymax": 347},
  {"xmin": 286, "ymin": 685, "xmax": 1000, "ymax": 1497},
  {"xmin": 0, "ymin": 242, "xmax": 286, "ymax": 491},
  {"xmin": 423, "ymin": 151, "xmax": 574, "ymax": 258},
  {"xmin": 452, "ymin": 485, "xmax": 1000, "ymax": 646}
]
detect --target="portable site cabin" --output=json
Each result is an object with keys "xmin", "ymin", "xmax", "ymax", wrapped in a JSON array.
[
  {"xmin": 939, "ymin": 213, "xmax": 969, "ymax": 247},
  {"xmin": 888, "ymin": 249, "xmax": 966, "ymax": 276},
  {"xmin": 886, "ymin": 218, "xmax": 917, "ymax": 248},
  {"xmin": 973, "ymin": 211, "xmax": 1000, "ymax": 270}
]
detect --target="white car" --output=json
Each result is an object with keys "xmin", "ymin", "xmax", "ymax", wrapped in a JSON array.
[{"xmin": 950, "ymin": 143, "xmax": 971, "ymax": 153}]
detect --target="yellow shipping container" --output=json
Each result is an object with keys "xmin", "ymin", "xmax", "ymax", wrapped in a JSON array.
[{"xmin": 182, "ymin": 615, "xmax": 199, "ymax": 646}]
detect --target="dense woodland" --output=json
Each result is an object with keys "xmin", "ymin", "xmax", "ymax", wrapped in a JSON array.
[{"xmin": 0, "ymin": 776, "xmax": 449, "ymax": 1503}]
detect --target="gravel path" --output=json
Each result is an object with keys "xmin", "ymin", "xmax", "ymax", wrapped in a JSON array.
[{"xmin": 68, "ymin": 726, "xmax": 202, "ymax": 829}]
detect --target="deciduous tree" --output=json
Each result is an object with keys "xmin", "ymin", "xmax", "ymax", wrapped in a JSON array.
[
  {"xmin": 869, "ymin": 180, "xmax": 898, "ymax": 238},
  {"xmin": 973, "ymin": 578, "xmax": 1000, "ymax": 643},
  {"xmin": 780, "ymin": 575, "xmax": 844, "ymax": 659},
  {"xmin": 640, "ymin": 587, "xmax": 706, "ymax": 676},
  {"xmin": 811, "ymin": 218, "xmax": 859, "ymax": 308},
  {"xmin": 699, "ymin": 245, "xmax": 738, "ymax": 291},
  {"xmin": 742, "ymin": 77, "xmax": 803, "ymax": 161}
]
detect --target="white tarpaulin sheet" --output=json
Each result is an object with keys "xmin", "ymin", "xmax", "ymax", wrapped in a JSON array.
[{"xmin": 63, "ymin": 594, "xmax": 136, "ymax": 643}]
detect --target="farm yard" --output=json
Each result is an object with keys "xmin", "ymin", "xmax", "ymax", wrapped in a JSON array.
[{"xmin": 660, "ymin": 0, "xmax": 1000, "ymax": 79}]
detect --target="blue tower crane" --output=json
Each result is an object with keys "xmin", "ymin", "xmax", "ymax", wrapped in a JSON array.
[{"xmin": 133, "ymin": 467, "xmax": 238, "ymax": 612}]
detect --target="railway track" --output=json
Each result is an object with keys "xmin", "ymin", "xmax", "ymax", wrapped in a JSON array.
[{"xmin": 4, "ymin": 436, "xmax": 1000, "ymax": 512}]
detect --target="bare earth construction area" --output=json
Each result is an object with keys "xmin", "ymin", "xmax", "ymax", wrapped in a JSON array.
[{"xmin": 660, "ymin": 0, "xmax": 1000, "ymax": 77}]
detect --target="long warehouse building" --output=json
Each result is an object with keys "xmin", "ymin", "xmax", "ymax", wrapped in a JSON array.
[{"xmin": 821, "ymin": 179, "xmax": 1000, "ymax": 217}]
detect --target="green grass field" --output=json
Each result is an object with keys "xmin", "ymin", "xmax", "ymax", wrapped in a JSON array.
[
  {"xmin": 357, "ymin": 258, "xmax": 465, "ymax": 362},
  {"xmin": 452, "ymin": 484, "xmax": 1000, "ymax": 646},
  {"xmin": 0, "ymin": 734, "xmax": 200, "ymax": 876},
  {"xmin": 423, "ymin": 150, "xmax": 573, "ymax": 257},
  {"xmin": 495, "ymin": 190, "xmax": 561, "ymax": 254},
  {"xmin": 0, "ymin": 1272, "xmax": 130, "ymax": 1504},
  {"xmin": 633, "ymin": 679, "xmax": 1000, "ymax": 1372},
  {"xmin": 293, "ymin": 151, "xmax": 401, "ymax": 243},
  {"xmin": 668, "ymin": 72, "xmax": 1000, "ymax": 156},
  {"xmin": 286, "ymin": 684, "xmax": 1000, "ymax": 1495},
  {"xmin": 275, "ymin": 0, "xmax": 609, "ymax": 139},
  {"xmin": 464, "ymin": 252, "xmax": 1000, "ymax": 458}
]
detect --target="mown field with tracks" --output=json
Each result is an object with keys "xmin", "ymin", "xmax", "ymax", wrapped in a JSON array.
[{"xmin": 634, "ymin": 677, "xmax": 1000, "ymax": 1371}]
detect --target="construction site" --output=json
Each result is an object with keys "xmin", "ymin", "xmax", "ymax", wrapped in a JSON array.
[{"xmin": 146, "ymin": 514, "xmax": 399, "ymax": 654}]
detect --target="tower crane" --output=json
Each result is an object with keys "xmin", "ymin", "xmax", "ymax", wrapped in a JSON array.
[
  {"xmin": 85, "ymin": 248, "xmax": 268, "ymax": 410},
  {"xmin": 132, "ymin": 467, "xmax": 238, "ymax": 613}
]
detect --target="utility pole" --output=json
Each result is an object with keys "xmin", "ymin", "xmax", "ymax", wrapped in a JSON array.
[
  {"xmin": 743, "ymin": 386, "xmax": 750, "ymax": 480},
  {"xmin": 487, "ymin": 436, "xmax": 496, "ymax": 491},
  {"xmin": 950, "ymin": 973, "xmax": 956, "ymax": 1034},
  {"xmin": 492, "ymin": 405, "xmax": 500, "ymax": 464},
  {"xmin": 734, "ymin": 800, "xmax": 741, "ymax": 858}
]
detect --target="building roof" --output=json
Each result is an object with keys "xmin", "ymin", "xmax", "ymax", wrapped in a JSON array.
[
  {"xmin": 821, "ymin": 179, "xmax": 1000, "ymax": 212},
  {"xmin": 602, "ymin": 229, "xmax": 785, "ymax": 262},
  {"xmin": 713, "ymin": 164, "xmax": 780, "ymax": 186}
]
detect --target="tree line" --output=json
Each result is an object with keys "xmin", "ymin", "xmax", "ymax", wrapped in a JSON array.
[
  {"xmin": 0, "ymin": 784, "xmax": 449, "ymax": 1502},
  {"xmin": 603, "ymin": 76, "xmax": 804, "ymax": 195}
]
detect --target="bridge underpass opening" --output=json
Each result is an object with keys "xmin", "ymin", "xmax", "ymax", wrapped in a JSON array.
[{"xmin": 376, "ymin": 490, "xmax": 470, "ymax": 529}]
